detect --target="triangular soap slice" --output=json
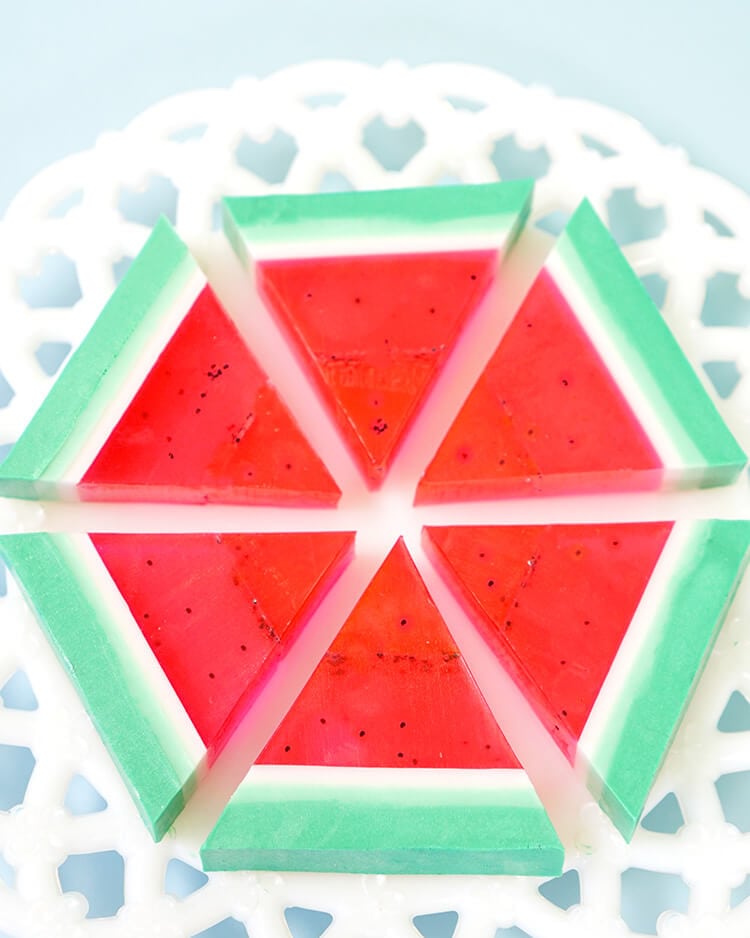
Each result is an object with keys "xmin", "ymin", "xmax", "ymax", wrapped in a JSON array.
[
  {"xmin": 224, "ymin": 182, "xmax": 533, "ymax": 487},
  {"xmin": 0, "ymin": 530, "xmax": 353, "ymax": 839},
  {"xmin": 0, "ymin": 219, "xmax": 340, "ymax": 505},
  {"xmin": 424, "ymin": 521, "xmax": 750, "ymax": 838},
  {"xmin": 417, "ymin": 200, "xmax": 746, "ymax": 501},
  {"xmin": 202, "ymin": 539, "xmax": 563, "ymax": 875}
]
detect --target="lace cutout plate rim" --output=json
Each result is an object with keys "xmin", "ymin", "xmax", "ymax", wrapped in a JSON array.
[{"xmin": 0, "ymin": 61, "xmax": 749, "ymax": 938}]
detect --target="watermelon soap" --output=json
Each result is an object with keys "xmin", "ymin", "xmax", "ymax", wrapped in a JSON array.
[
  {"xmin": 202, "ymin": 539, "xmax": 563, "ymax": 875},
  {"xmin": 0, "ymin": 530, "xmax": 354, "ymax": 838},
  {"xmin": 417, "ymin": 200, "xmax": 747, "ymax": 501},
  {"xmin": 0, "ymin": 219, "xmax": 340, "ymax": 505},
  {"xmin": 424, "ymin": 520, "xmax": 750, "ymax": 839},
  {"xmin": 223, "ymin": 182, "xmax": 533, "ymax": 487}
]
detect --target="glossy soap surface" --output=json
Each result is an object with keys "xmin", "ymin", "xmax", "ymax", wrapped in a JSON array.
[
  {"xmin": 417, "ymin": 271, "xmax": 663, "ymax": 501},
  {"xmin": 424, "ymin": 522, "xmax": 673, "ymax": 758},
  {"xmin": 258, "ymin": 251, "xmax": 497, "ymax": 485},
  {"xmin": 91, "ymin": 531, "xmax": 354, "ymax": 751},
  {"xmin": 258, "ymin": 539, "xmax": 518, "ymax": 769},
  {"xmin": 83, "ymin": 286, "xmax": 340, "ymax": 505}
]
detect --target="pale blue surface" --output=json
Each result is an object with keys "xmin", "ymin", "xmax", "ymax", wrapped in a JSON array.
[{"xmin": 2, "ymin": 0, "xmax": 750, "ymax": 213}]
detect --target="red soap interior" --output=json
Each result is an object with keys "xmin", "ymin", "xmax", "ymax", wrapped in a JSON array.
[
  {"xmin": 258, "ymin": 538, "xmax": 519, "ymax": 769},
  {"xmin": 91, "ymin": 531, "xmax": 354, "ymax": 751},
  {"xmin": 82, "ymin": 286, "xmax": 340, "ymax": 505},
  {"xmin": 258, "ymin": 251, "xmax": 497, "ymax": 486},
  {"xmin": 424, "ymin": 522, "xmax": 673, "ymax": 760},
  {"xmin": 417, "ymin": 270, "xmax": 663, "ymax": 502}
]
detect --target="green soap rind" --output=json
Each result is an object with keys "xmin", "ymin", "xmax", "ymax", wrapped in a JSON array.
[
  {"xmin": 0, "ymin": 533, "xmax": 201, "ymax": 840},
  {"xmin": 223, "ymin": 181, "xmax": 534, "ymax": 260},
  {"xmin": 557, "ymin": 201, "xmax": 747, "ymax": 482},
  {"xmin": 0, "ymin": 218, "xmax": 198, "ymax": 495},
  {"xmin": 201, "ymin": 777, "xmax": 563, "ymax": 875},
  {"xmin": 587, "ymin": 519, "xmax": 750, "ymax": 839}
]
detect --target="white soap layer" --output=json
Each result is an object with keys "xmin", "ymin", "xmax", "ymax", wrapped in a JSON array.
[
  {"xmin": 546, "ymin": 249, "xmax": 683, "ymax": 473},
  {"xmin": 64, "ymin": 532, "xmax": 206, "ymax": 777},
  {"xmin": 577, "ymin": 521, "xmax": 692, "ymax": 770},
  {"xmin": 245, "ymin": 229, "xmax": 517, "ymax": 261},
  {"xmin": 59, "ymin": 268, "xmax": 208, "ymax": 486}
]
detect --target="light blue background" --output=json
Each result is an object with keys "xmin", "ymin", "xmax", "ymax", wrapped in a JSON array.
[{"xmin": 2, "ymin": 0, "xmax": 750, "ymax": 214}]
